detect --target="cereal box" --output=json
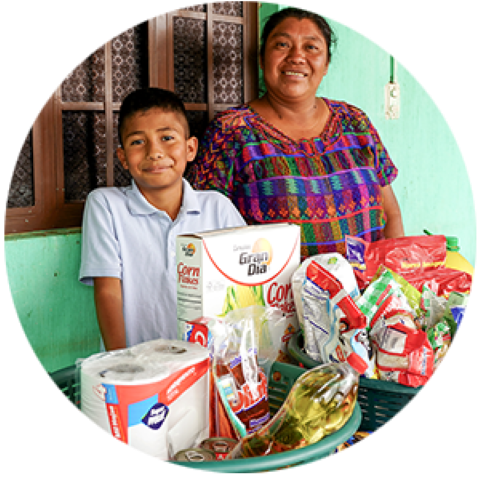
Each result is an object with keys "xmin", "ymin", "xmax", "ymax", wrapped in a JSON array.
[{"xmin": 176, "ymin": 224, "xmax": 301, "ymax": 360}]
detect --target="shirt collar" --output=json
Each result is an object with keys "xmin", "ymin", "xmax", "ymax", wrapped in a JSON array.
[
  {"xmin": 181, "ymin": 178, "xmax": 201, "ymax": 215},
  {"xmin": 126, "ymin": 179, "xmax": 201, "ymax": 216}
]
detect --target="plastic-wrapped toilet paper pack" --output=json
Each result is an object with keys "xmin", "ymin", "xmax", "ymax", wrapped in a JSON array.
[{"xmin": 79, "ymin": 339, "xmax": 209, "ymax": 460}]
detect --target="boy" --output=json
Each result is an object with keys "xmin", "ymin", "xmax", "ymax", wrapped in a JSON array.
[{"xmin": 79, "ymin": 88, "xmax": 245, "ymax": 351}]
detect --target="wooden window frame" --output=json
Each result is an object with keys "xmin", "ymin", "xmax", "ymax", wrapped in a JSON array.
[{"xmin": 5, "ymin": 2, "xmax": 259, "ymax": 235}]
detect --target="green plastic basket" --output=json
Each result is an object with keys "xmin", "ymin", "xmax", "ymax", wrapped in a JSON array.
[
  {"xmin": 49, "ymin": 361, "xmax": 361, "ymax": 473},
  {"xmin": 171, "ymin": 362, "xmax": 361, "ymax": 472},
  {"xmin": 50, "ymin": 364, "xmax": 80, "ymax": 408},
  {"xmin": 288, "ymin": 331, "xmax": 422, "ymax": 432}
]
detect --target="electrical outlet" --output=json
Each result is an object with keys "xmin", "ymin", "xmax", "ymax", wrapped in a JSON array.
[{"xmin": 385, "ymin": 81, "xmax": 400, "ymax": 119}]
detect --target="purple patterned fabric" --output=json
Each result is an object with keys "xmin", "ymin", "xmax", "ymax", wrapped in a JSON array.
[{"xmin": 187, "ymin": 98, "xmax": 398, "ymax": 259}]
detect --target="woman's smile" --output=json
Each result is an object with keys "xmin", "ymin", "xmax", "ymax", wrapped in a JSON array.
[{"xmin": 282, "ymin": 70, "xmax": 308, "ymax": 78}]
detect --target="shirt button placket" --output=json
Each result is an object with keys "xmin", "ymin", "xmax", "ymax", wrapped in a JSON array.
[{"xmin": 168, "ymin": 222, "xmax": 178, "ymax": 270}]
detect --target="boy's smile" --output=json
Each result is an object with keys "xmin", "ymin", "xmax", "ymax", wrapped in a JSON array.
[{"xmin": 117, "ymin": 107, "xmax": 198, "ymax": 211}]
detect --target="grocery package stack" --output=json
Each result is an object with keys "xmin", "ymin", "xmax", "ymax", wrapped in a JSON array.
[
  {"xmin": 292, "ymin": 234, "xmax": 475, "ymax": 454},
  {"xmin": 79, "ymin": 223, "xmax": 361, "ymax": 465},
  {"xmin": 171, "ymin": 230, "xmax": 472, "ymax": 463},
  {"xmin": 77, "ymin": 227, "xmax": 472, "ymax": 466},
  {"xmin": 346, "ymin": 234, "xmax": 471, "ymax": 384},
  {"xmin": 293, "ymin": 234, "xmax": 472, "ymax": 387}
]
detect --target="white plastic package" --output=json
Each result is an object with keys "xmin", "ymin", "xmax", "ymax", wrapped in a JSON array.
[
  {"xmin": 79, "ymin": 338, "xmax": 209, "ymax": 460},
  {"xmin": 208, "ymin": 306, "xmax": 280, "ymax": 438},
  {"xmin": 292, "ymin": 253, "xmax": 360, "ymax": 332},
  {"xmin": 292, "ymin": 253, "xmax": 375, "ymax": 377}
]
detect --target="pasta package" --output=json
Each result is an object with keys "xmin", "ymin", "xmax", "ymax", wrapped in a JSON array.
[
  {"xmin": 180, "ymin": 307, "xmax": 284, "ymax": 440},
  {"xmin": 209, "ymin": 309, "xmax": 271, "ymax": 439}
]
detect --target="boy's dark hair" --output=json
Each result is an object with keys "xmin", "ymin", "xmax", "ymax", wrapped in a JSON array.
[{"xmin": 118, "ymin": 88, "xmax": 190, "ymax": 146}]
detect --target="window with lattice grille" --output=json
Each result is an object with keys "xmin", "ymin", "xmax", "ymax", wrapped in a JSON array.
[{"xmin": 6, "ymin": 2, "xmax": 259, "ymax": 234}]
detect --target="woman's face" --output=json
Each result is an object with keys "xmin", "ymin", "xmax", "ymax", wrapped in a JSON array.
[{"xmin": 261, "ymin": 17, "xmax": 329, "ymax": 103}]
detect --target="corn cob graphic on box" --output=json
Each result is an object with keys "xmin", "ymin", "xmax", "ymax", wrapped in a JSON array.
[
  {"xmin": 221, "ymin": 285, "xmax": 265, "ymax": 316},
  {"xmin": 176, "ymin": 224, "xmax": 301, "ymax": 357}
]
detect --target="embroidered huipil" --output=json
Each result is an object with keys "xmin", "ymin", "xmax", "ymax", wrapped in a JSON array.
[{"xmin": 187, "ymin": 99, "xmax": 398, "ymax": 259}]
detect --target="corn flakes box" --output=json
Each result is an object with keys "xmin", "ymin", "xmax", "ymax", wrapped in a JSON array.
[{"xmin": 176, "ymin": 224, "xmax": 301, "ymax": 361}]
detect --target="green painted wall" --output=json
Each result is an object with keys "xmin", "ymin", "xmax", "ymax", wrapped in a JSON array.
[
  {"xmin": 5, "ymin": 3, "xmax": 476, "ymax": 374},
  {"xmin": 262, "ymin": 4, "xmax": 476, "ymax": 265},
  {"xmin": 5, "ymin": 229, "xmax": 100, "ymax": 372}
]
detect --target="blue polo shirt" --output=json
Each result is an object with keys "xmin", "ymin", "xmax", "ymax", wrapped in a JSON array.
[{"xmin": 79, "ymin": 178, "xmax": 246, "ymax": 346}]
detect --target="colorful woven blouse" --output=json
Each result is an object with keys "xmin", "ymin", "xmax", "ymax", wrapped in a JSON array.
[{"xmin": 187, "ymin": 98, "xmax": 398, "ymax": 259}]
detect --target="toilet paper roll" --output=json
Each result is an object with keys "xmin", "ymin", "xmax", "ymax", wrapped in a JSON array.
[{"xmin": 80, "ymin": 339, "xmax": 210, "ymax": 460}]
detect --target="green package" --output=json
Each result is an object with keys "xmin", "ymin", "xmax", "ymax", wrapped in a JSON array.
[
  {"xmin": 427, "ymin": 320, "xmax": 451, "ymax": 350},
  {"xmin": 442, "ymin": 291, "xmax": 469, "ymax": 337},
  {"xmin": 421, "ymin": 285, "xmax": 447, "ymax": 330},
  {"xmin": 356, "ymin": 269, "xmax": 408, "ymax": 328},
  {"xmin": 371, "ymin": 266, "xmax": 423, "ymax": 317}
]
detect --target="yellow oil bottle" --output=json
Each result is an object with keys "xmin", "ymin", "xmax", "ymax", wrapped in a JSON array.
[
  {"xmin": 424, "ymin": 230, "xmax": 474, "ymax": 276},
  {"xmin": 226, "ymin": 355, "xmax": 365, "ymax": 459},
  {"xmin": 445, "ymin": 237, "xmax": 474, "ymax": 276}
]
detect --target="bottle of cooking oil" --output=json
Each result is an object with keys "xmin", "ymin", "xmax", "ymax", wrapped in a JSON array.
[
  {"xmin": 445, "ymin": 236, "xmax": 474, "ymax": 276},
  {"xmin": 227, "ymin": 354, "xmax": 366, "ymax": 459},
  {"xmin": 424, "ymin": 229, "xmax": 474, "ymax": 276}
]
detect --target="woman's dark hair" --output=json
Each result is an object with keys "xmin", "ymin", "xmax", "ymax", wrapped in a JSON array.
[{"xmin": 260, "ymin": 7, "xmax": 337, "ymax": 63}]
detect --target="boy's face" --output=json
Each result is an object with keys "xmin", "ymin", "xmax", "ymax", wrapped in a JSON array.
[{"xmin": 117, "ymin": 107, "xmax": 197, "ymax": 199}]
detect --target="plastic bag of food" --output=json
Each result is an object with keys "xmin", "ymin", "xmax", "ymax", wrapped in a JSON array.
[
  {"xmin": 427, "ymin": 320, "xmax": 452, "ymax": 369},
  {"xmin": 369, "ymin": 308, "xmax": 434, "ymax": 387},
  {"xmin": 371, "ymin": 266, "xmax": 423, "ymax": 317},
  {"xmin": 345, "ymin": 234, "xmax": 447, "ymax": 291},
  {"xmin": 442, "ymin": 291, "xmax": 469, "ymax": 336},
  {"xmin": 395, "ymin": 268, "xmax": 472, "ymax": 298},
  {"xmin": 356, "ymin": 269, "xmax": 414, "ymax": 327},
  {"xmin": 208, "ymin": 307, "xmax": 274, "ymax": 438},
  {"xmin": 366, "ymin": 270, "xmax": 433, "ymax": 387},
  {"xmin": 299, "ymin": 257, "xmax": 373, "ymax": 376},
  {"xmin": 292, "ymin": 253, "xmax": 360, "ymax": 334},
  {"xmin": 243, "ymin": 305, "xmax": 294, "ymax": 374},
  {"xmin": 421, "ymin": 285, "xmax": 448, "ymax": 330}
]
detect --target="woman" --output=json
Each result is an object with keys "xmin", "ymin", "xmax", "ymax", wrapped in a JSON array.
[{"xmin": 187, "ymin": 7, "xmax": 404, "ymax": 259}]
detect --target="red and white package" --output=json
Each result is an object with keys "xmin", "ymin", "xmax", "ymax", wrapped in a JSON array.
[
  {"xmin": 345, "ymin": 234, "xmax": 448, "ymax": 291},
  {"xmin": 209, "ymin": 308, "xmax": 271, "ymax": 438},
  {"xmin": 393, "ymin": 267, "xmax": 472, "ymax": 298},
  {"xmin": 305, "ymin": 260, "xmax": 367, "ymax": 333},
  {"xmin": 179, "ymin": 316, "xmax": 239, "ymax": 439},
  {"xmin": 369, "ymin": 310, "xmax": 434, "ymax": 387}
]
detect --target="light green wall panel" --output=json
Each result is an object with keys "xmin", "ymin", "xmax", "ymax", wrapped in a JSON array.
[{"xmin": 5, "ymin": 229, "xmax": 100, "ymax": 372}]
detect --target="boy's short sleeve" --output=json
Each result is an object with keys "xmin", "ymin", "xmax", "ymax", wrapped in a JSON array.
[
  {"xmin": 79, "ymin": 190, "xmax": 123, "ymax": 286},
  {"xmin": 218, "ymin": 192, "xmax": 247, "ymax": 228}
]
